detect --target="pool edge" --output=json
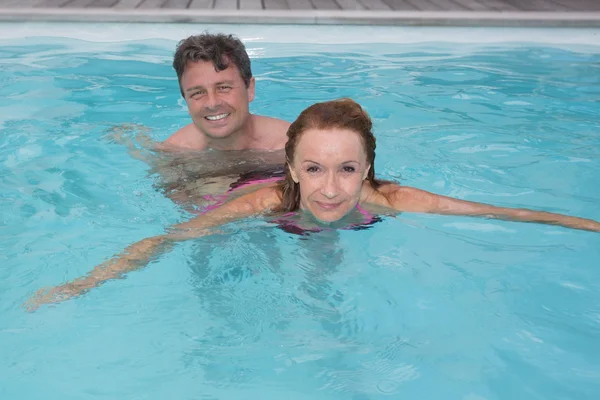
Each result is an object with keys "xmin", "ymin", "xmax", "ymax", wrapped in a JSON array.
[{"xmin": 2, "ymin": 9, "xmax": 600, "ymax": 27}]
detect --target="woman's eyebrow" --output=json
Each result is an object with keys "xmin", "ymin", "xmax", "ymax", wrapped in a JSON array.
[{"xmin": 301, "ymin": 160, "xmax": 360, "ymax": 164}]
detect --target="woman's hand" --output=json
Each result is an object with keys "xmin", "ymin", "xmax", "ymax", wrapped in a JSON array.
[
  {"xmin": 25, "ymin": 282, "xmax": 89, "ymax": 312},
  {"xmin": 23, "ymin": 236, "xmax": 171, "ymax": 312}
]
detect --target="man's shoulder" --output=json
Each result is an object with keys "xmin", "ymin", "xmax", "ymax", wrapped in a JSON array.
[
  {"xmin": 253, "ymin": 114, "xmax": 290, "ymax": 133},
  {"xmin": 251, "ymin": 114, "xmax": 291, "ymax": 148},
  {"xmin": 161, "ymin": 123, "xmax": 207, "ymax": 151}
]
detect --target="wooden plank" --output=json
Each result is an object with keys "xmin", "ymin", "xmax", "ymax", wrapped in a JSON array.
[
  {"xmin": 213, "ymin": 0, "xmax": 237, "ymax": 8},
  {"xmin": 34, "ymin": 0, "xmax": 72, "ymax": 6},
  {"xmin": 476, "ymin": 0, "xmax": 518, "ymax": 10},
  {"xmin": 288, "ymin": 0, "xmax": 312, "ymax": 9},
  {"xmin": 380, "ymin": 0, "xmax": 417, "ymax": 10},
  {"xmin": 239, "ymin": 0, "xmax": 262, "ymax": 9},
  {"xmin": 163, "ymin": 0, "xmax": 189, "ymax": 7},
  {"xmin": 426, "ymin": 0, "xmax": 466, "ymax": 10},
  {"xmin": 0, "ymin": 0, "xmax": 47, "ymax": 7},
  {"xmin": 263, "ymin": 0, "xmax": 288, "ymax": 9},
  {"xmin": 336, "ymin": 0, "xmax": 366, "ymax": 9},
  {"xmin": 450, "ymin": 0, "xmax": 493, "ymax": 11},
  {"xmin": 89, "ymin": 0, "xmax": 120, "ymax": 6},
  {"xmin": 189, "ymin": 0, "xmax": 213, "ymax": 8},
  {"xmin": 311, "ymin": 0, "xmax": 340, "ymax": 10},
  {"xmin": 551, "ymin": 0, "xmax": 600, "ymax": 11},
  {"xmin": 358, "ymin": 0, "xmax": 391, "ymax": 10},
  {"xmin": 576, "ymin": 0, "xmax": 600, "ymax": 11},
  {"xmin": 504, "ymin": 0, "xmax": 569, "ymax": 11},
  {"xmin": 67, "ymin": 0, "xmax": 98, "ymax": 6},
  {"xmin": 405, "ymin": 0, "xmax": 439, "ymax": 10},
  {"xmin": 113, "ymin": 0, "xmax": 145, "ymax": 7},
  {"xmin": 137, "ymin": 0, "xmax": 166, "ymax": 7}
]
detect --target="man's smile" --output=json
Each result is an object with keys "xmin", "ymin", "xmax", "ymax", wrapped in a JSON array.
[{"xmin": 205, "ymin": 113, "xmax": 230, "ymax": 121}]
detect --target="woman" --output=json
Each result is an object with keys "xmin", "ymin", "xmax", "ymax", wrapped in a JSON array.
[{"xmin": 27, "ymin": 98, "xmax": 600, "ymax": 310}]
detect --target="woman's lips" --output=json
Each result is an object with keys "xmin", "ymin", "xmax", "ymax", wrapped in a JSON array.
[{"xmin": 315, "ymin": 201, "xmax": 342, "ymax": 210}]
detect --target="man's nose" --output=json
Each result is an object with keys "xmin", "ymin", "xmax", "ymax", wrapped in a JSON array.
[{"xmin": 204, "ymin": 91, "xmax": 222, "ymax": 110}]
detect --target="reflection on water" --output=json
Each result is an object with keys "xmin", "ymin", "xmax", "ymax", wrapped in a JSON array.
[
  {"xmin": 182, "ymin": 228, "xmax": 422, "ymax": 397},
  {"xmin": 185, "ymin": 229, "xmax": 373, "ymax": 394}
]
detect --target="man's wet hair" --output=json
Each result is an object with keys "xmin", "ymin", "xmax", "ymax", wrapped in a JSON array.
[{"xmin": 173, "ymin": 32, "xmax": 253, "ymax": 97}]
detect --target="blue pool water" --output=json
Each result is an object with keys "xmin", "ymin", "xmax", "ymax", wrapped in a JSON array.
[{"xmin": 1, "ymin": 24, "xmax": 599, "ymax": 399}]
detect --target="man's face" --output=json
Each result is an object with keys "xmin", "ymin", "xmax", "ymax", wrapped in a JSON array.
[{"xmin": 180, "ymin": 60, "xmax": 255, "ymax": 143}]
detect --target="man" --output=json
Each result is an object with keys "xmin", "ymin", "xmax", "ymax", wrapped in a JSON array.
[
  {"xmin": 116, "ymin": 33, "xmax": 290, "ymax": 210},
  {"xmin": 162, "ymin": 33, "xmax": 290, "ymax": 151}
]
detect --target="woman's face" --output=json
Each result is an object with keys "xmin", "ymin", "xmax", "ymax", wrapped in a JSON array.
[{"xmin": 289, "ymin": 128, "xmax": 370, "ymax": 223}]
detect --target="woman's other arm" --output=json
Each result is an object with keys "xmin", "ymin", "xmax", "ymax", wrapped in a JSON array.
[
  {"xmin": 384, "ymin": 185, "xmax": 600, "ymax": 233},
  {"xmin": 25, "ymin": 186, "xmax": 281, "ymax": 310}
]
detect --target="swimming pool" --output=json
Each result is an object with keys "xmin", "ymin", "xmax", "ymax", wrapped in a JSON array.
[{"xmin": 1, "ymin": 23, "xmax": 599, "ymax": 399}]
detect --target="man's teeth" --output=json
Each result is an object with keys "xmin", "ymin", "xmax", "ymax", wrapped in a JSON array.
[{"xmin": 205, "ymin": 113, "xmax": 229, "ymax": 121}]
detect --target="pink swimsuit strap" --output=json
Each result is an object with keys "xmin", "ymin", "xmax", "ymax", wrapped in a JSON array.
[
  {"xmin": 231, "ymin": 176, "xmax": 283, "ymax": 192},
  {"xmin": 198, "ymin": 177, "xmax": 283, "ymax": 213},
  {"xmin": 355, "ymin": 203, "xmax": 371, "ymax": 217}
]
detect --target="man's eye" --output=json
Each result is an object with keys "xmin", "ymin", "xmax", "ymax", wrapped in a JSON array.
[
  {"xmin": 190, "ymin": 91, "xmax": 205, "ymax": 98},
  {"xmin": 217, "ymin": 86, "xmax": 232, "ymax": 91},
  {"xmin": 342, "ymin": 166, "xmax": 356, "ymax": 173}
]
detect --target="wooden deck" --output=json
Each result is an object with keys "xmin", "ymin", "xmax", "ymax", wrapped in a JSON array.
[
  {"xmin": 0, "ymin": 0, "xmax": 599, "ymax": 12},
  {"xmin": 1, "ymin": 0, "xmax": 600, "ymax": 27}
]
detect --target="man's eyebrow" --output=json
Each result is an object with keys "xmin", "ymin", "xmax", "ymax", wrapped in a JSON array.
[
  {"xmin": 184, "ymin": 85, "xmax": 205, "ymax": 93},
  {"xmin": 184, "ymin": 81, "xmax": 235, "ymax": 92}
]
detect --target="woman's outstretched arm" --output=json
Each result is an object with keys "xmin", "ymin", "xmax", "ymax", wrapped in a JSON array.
[
  {"xmin": 386, "ymin": 186, "xmax": 600, "ymax": 232},
  {"xmin": 25, "ymin": 186, "xmax": 281, "ymax": 311}
]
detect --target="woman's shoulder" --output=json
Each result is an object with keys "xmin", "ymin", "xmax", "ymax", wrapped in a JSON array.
[
  {"xmin": 240, "ymin": 184, "xmax": 283, "ymax": 211},
  {"xmin": 361, "ymin": 181, "xmax": 425, "ymax": 210},
  {"xmin": 361, "ymin": 181, "xmax": 399, "ymax": 205}
]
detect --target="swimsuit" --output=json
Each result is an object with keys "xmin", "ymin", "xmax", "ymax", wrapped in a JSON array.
[
  {"xmin": 229, "ymin": 166, "xmax": 286, "ymax": 191},
  {"xmin": 273, "ymin": 204, "xmax": 382, "ymax": 236},
  {"xmin": 199, "ymin": 166, "xmax": 285, "ymax": 212}
]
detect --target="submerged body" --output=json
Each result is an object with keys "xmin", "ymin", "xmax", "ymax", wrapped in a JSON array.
[
  {"xmin": 26, "ymin": 99, "xmax": 600, "ymax": 311},
  {"xmin": 150, "ymin": 149, "xmax": 286, "ymax": 211}
]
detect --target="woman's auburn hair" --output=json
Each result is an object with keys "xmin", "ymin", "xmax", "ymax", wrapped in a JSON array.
[{"xmin": 276, "ymin": 98, "xmax": 383, "ymax": 212}]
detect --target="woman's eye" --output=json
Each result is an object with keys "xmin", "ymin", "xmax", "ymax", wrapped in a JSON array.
[
  {"xmin": 306, "ymin": 166, "xmax": 320, "ymax": 173},
  {"xmin": 342, "ymin": 166, "xmax": 356, "ymax": 173}
]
